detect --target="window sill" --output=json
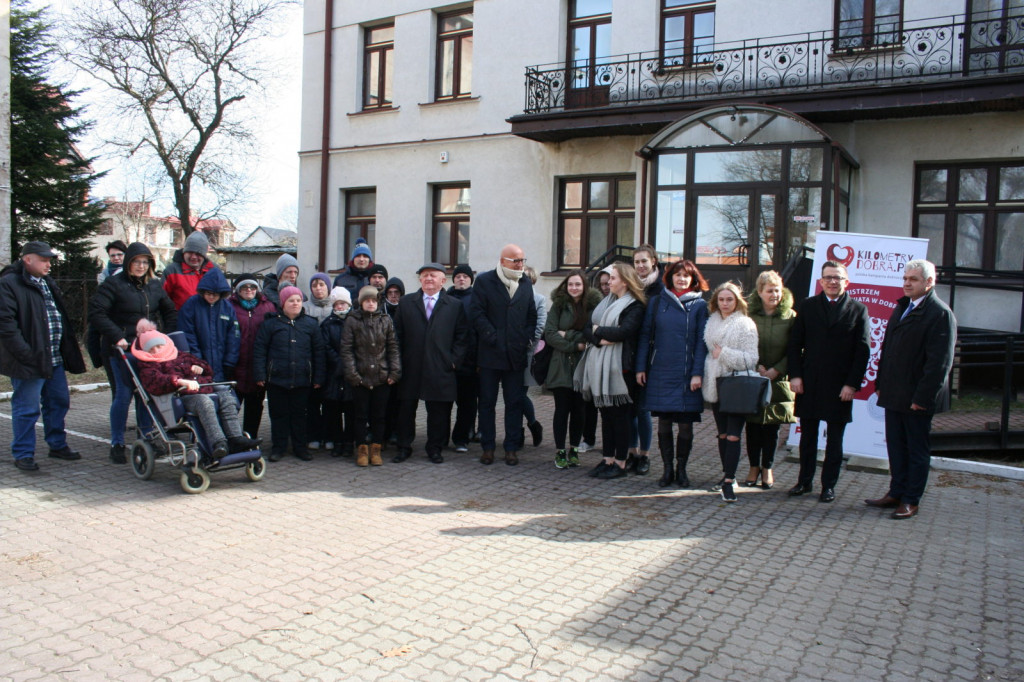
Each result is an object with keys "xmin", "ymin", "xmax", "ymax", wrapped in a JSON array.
[
  {"xmin": 419, "ymin": 96, "xmax": 480, "ymax": 108},
  {"xmin": 347, "ymin": 106, "xmax": 401, "ymax": 117}
]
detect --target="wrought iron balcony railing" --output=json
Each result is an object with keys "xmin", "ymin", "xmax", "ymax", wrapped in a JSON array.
[{"xmin": 523, "ymin": 13, "xmax": 1024, "ymax": 114}]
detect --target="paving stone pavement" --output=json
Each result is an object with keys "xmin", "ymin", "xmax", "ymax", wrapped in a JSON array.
[{"xmin": 1, "ymin": 387, "xmax": 1022, "ymax": 681}]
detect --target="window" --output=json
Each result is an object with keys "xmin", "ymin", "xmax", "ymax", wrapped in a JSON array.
[
  {"xmin": 558, "ymin": 175, "xmax": 636, "ymax": 268},
  {"xmin": 436, "ymin": 10, "xmax": 473, "ymax": 100},
  {"xmin": 432, "ymin": 184, "xmax": 470, "ymax": 266},
  {"xmin": 566, "ymin": 0, "xmax": 612, "ymax": 106},
  {"xmin": 966, "ymin": 0, "xmax": 1024, "ymax": 73},
  {"xmin": 344, "ymin": 189, "xmax": 376, "ymax": 262},
  {"xmin": 835, "ymin": 0, "xmax": 902, "ymax": 49},
  {"xmin": 363, "ymin": 24, "xmax": 394, "ymax": 110},
  {"xmin": 661, "ymin": 1, "xmax": 715, "ymax": 67},
  {"xmin": 913, "ymin": 161, "xmax": 1024, "ymax": 272}
]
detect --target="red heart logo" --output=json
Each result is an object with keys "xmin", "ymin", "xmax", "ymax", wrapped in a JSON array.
[{"xmin": 827, "ymin": 244, "xmax": 854, "ymax": 267}]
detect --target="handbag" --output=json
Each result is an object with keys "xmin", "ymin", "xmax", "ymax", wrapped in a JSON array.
[
  {"xmin": 530, "ymin": 339, "xmax": 554, "ymax": 385},
  {"xmin": 716, "ymin": 370, "xmax": 771, "ymax": 415}
]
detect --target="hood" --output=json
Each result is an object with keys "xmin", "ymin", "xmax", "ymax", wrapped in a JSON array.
[
  {"xmin": 747, "ymin": 286, "xmax": 794, "ymax": 317},
  {"xmin": 384, "ymin": 277, "xmax": 405, "ymax": 297},
  {"xmin": 125, "ymin": 242, "xmax": 155, "ymax": 266},
  {"xmin": 197, "ymin": 267, "xmax": 231, "ymax": 295}
]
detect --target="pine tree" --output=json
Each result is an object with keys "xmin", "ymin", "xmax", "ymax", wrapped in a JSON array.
[{"xmin": 10, "ymin": 0, "xmax": 106, "ymax": 267}]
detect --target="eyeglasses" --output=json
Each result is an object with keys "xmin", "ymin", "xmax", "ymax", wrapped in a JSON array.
[
  {"xmin": 822, "ymin": 275, "xmax": 847, "ymax": 282},
  {"xmin": 502, "ymin": 257, "xmax": 527, "ymax": 265},
  {"xmin": 239, "ymin": 284, "xmax": 258, "ymax": 291}
]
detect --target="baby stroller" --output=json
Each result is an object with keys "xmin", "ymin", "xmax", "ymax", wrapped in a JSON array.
[{"xmin": 116, "ymin": 332, "xmax": 266, "ymax": 494}]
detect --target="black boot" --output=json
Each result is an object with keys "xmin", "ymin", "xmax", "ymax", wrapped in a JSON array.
[
  {"xmin": 675, "ymin": 431, "xmax": 693, "ymax": 488},
  {"xmin": 228, "ymin": 435, "xmax": 262, "ymax": 453},
  {"xmin": 636, "ymin": 454, "xmax": 650, "ymax": 475},
  {"xmin": 657, "ymin": 431, "xmax": 675, "ymax": 487}
]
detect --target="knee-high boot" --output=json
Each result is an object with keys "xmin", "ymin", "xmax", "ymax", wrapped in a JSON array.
[
  {"xmin": 658, "ymin": 430, "xmax": 674, "ymax": 487},
  {"xmin": 676, "ymin": 431, "xmax": 693, "ymax": 488}
]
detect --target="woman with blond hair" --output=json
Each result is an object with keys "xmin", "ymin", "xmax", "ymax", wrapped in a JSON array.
[
  {"xmin": 702, "ymin": 281, "xmax": 759, "ymax": 502},
  {"xmin": 575, "ymin": 262, "xmax": 646, "ymax": 479}
]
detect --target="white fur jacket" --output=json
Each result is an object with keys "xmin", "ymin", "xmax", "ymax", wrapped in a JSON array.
[{"xmin": 702, "ymin": 311, "xmax": 759, "ymax": 404}]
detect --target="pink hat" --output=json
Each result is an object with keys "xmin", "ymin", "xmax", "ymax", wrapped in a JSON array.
[{"xmin": 279, "ymin": 285, "xmax": 303, "ymax": 304}]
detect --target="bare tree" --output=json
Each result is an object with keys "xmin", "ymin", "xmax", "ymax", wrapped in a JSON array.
[{"xmin": 60, "ymin": 0, "xmax": 294, "ymax": 236}]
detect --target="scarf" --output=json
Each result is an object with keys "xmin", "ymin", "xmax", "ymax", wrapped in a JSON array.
[
  {"xmin": 105, "ymin": 261, "xmax": 121, "ymax": 277},
  {"xmin": 131, "ymin": 338, "xmax": 179, "ymax": 363},
  {"xmin": 573, "ymin": 293, "xmax": 635, "ymax": 407},
  {"xmin": 239, "ymin": 296, "xmax": 259, "ymax": 311},
  {"xmin": 640, "ymin": 269, "xmax": 659, "ymax": 290},
  {"xmin": 496, "ymin": 262, "xmax": 521, "ymax": 298}
]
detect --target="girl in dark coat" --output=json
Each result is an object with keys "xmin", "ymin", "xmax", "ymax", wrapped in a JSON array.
[
  {"xmin": 341, "ymin": 286, "xmax": 401, "ymax": 467},
  {"xmin": 88, "ymin": 242, "xmax": 177, "ymax": 463},
  {"xmin": 321, "ymin": 287, "xmax": 354, "ymax": 457},
  {"xmin": 228, "ymin": 274, "xmax": 278, "ymax": 438},
  {"xmin": 636, "ymin": 260, "xmax": 709, "ymax": 488}
]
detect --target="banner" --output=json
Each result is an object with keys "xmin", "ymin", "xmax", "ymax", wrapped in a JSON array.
[{"xmin": 786, "ymin": 232, "xmax": 929, "ymax": 459}]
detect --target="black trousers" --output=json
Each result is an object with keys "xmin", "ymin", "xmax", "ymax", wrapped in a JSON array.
[
  {"xmin": 306, "ymin": 387, "xmax": 327, "ymax": 444},
  {"xmin": 551, "ymin": 387, "xmax": 585, "ymax": 450},
  {"xmin": 266, "ymin": 385, "xmax": 310, "ymax": 455},
  {"xmin": 397, "ymin": 398, "xmax": 454, "ymax": 456},
  {"xmin": 599, "ymin": 403, "xmax": 634, "ymax": 461},
  {"xmin": 582, "ymin": 401, "xmax": 598, "ymax": 445},
  {"xmin": 712, "ymin": 404, "xmax": 745, "ymax": 479},
  {"xmin": 746, "ymin": 423, "xmax": 781, "ymax": 469},
  {"xmin": 797, "ymin": 418, "xmax": 848, "ymax": 489},
  {"xmin": 884, "ymin": 409, "xmax": 934, "ymax": 506},
  {"xmin": 351, "ymin": 385, "xmax": 390, "ymax": 445},
  {"xmin": 237, "ymin": 388, "xmax": 266, "ymax": 439},
  {"xmin": 323, "ymin": 398, "xmax": 354, "ymax": 446},
  {"xmin": 478, "ymin": 367, "xmax": 525, "ymax": 452},
  {"xmin": 451, "ymin": 373, "xmax": 479, "ymax": 445}
]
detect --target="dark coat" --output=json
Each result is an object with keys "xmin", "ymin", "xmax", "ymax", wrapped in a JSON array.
[
  {"xmin": 394, "ymin": 289, "xmax": 469, "ymax": 402},
  {"xmin": 89, "ymin": 267, "xmax": 177, "ymax": 359},
  {"xmin": 543, "ymin": 288, "xmax": 602, "ymax": 390},
  {"xmin": 0, "ymin": 260, "xmax": 86, "ymax": 379},
  {"xmin": 340, "ymin": 308, "xmax": 401, "ymax": 388},
  {"xmin": 788, "ymin": 291, "xmax": 871, "ymax": 422},
  {"xmin": 876, "ymin": 289, "xmax": 956, "ymax": 414},
  {"xmin": 228, "ymin": 292, "xmax": 278, "ymax": 394},
  {"xmin": 333, "ymin": 263, "xmax": 373, "ymax": 299},
  {"xmin": 468, "ymin": 269, "xmax": 537, "ymax": 371},
  {"xmin": 262, "ymin": 273, "xmax": 305, "ymax": 308},
  {"xmin": 252, "ymin": 310, "xmax": 327, "ymax": 389},
  {"xmin": 383, "ymin": 276, "xmax": 405, "ymax": 321},
  {"xmin": 137, "ymin": 352, "xmax": 215, "ymax": 396},
  {"xmin": 582, "ymin": 297, "xmax": 646, "ymax": 397},
  {"xmin": 162, "ymin": 248, "xmax": 216, "ymax": 309},
  {"xmin": 635, "ymin": 289, "xmax": 708, "ymax": 414},
  {"xmin": 446, "ymin": 285, "xmax": 478, "ymax": 376},
  {"xmin": 177, "ymin": 268, "xmax": 240, "ymax": 381},
  {"xmin": 320, "ymin": 312, "xmax": 352, "ymax": 402},
  {"xmin": 747, "ymin": 288, "xmax": 798, "ymax": 425}
]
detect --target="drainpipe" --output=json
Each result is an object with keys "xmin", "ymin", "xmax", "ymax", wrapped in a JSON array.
[{"xmin": 317, "ymin": 0, "xmax": 334, "ymax": 271}]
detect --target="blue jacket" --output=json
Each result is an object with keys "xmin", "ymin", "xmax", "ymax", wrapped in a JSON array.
[
  {"xmin": 252, "ymin": 310, "xmax": 327, "ymax": 389},
  {"xmin": 635, "ymin": 289, "xmax": 709, "ymax": 414},
  {"xmin": 177, "ymin": 268, "xmax": 241, "ymax": 381}
]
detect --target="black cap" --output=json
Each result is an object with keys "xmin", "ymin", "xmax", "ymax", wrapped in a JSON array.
[
  {"xmin": 21, "ymin": 241, "xmax": 57, "ymax": 258},
  {"xmin": 368, "ymin": 263, "xmax": 389, "ymax": 279},
  {"xmin": 452, "ymin": 263, "xmax": 474, "ymax": 283},
  {"xmin": 416, "ymin": 262, "xmax": 446, "ymax": 275}
]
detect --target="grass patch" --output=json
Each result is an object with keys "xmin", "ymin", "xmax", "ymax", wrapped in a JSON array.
[{"xmin": 951, "ymin": 392, "xmax": 1024, "ymax": 412}]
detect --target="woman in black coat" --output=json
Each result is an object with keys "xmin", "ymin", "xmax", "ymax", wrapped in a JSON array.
[{"xmin": 88, "ymin": 242, "xmax": 177, "ymax": 463}]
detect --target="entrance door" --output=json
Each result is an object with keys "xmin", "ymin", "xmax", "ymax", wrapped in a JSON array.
[{"xmin": 690, "ymin": 191, "xmax": 778, "ymax": 292}]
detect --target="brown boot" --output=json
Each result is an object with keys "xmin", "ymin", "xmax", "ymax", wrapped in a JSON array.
[
  {"xmin": 369, "ymin": 443, "xmax": 383, "ymax": 466},
  {"xmin": 356, "ymin": 444, "xmax": 369, "ymax": 467}
]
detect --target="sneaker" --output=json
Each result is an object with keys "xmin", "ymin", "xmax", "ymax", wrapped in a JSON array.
[
  {"xmin": 710, "ymin": 477, "xmax": 726, "ymax": 492},
  {"xmin": 588, "ymin": 461, "xmax": 608, "ymax": 478},
  {"xmin": 598, "ymin": 463, "xmax": 628, "ymax": 479},
  {"xmin": 109, "ymin": 444, "xmax": 127, "ymax": 464},
  {"xmin": 554, "ymin": 450, "xmax": 568, "ymax": 469},
  {"xmin": 324, "ymin": 441, "xmax": 335, "ymax": 450},
  {"xmin": 721, "ymin": 481, "xmax": 737, "ymax": 503},
  {"xmin": 578, "ymin": 441, "xmax": 593, "ymax": 453},
  {"xmin": 454, "ymin": 443, "xmax": 469, "ymax": 453},
  {"xmin": 567, "ymin": 449, "xmax": 580, "ymax": 467},
  {"xmin": 307, "ymin": 441, "xmax": 320, "ymax": 450}
]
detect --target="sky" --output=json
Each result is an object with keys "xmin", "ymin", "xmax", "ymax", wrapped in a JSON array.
[{"xmin": 40, "ymin": 0, "xmax": 305, "ymax": 239}]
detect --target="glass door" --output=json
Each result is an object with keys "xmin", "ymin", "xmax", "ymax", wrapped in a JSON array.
[
  {"xmin": 691, "ymin": 191, "xmax": 779, "ymax": 291},
  {"xmin": 566, "ymin": 0, "xmax": 612, "ymax": 108}
]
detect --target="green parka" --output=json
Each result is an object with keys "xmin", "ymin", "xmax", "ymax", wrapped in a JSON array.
[
  {"xmin": 747, "ymin": 287, "xmax": 798, "ymax": 425},
  {"xmin": 542, "ymin": 287, "xmax": 602, "ymax": 390}
]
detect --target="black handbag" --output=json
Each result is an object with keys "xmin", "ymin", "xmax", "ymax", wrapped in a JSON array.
[
  {"xmin": 530, "ymin": 340, "xmax": 554, "ymax": 385},
  {"xmin": 717, "ymin": 371, "xmax": 771, "ymax": 415}
]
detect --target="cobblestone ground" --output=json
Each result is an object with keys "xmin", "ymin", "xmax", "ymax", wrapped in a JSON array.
[{"xmin": 1, "ymin": 388, "xmax": 1022, "ymax": 681}]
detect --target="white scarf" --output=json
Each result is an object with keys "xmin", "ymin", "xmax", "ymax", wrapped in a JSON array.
[
  {"xmin": 573, "ymin": 293, "xmax": 635, "ymax": 407},
  {"xmin": 496, "ymin": 262, "xmax": 521, "ymax": 297}
]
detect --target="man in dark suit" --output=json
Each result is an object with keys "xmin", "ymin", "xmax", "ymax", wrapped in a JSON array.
[
  {"xmin": 393, "ymin": 263, "xmax": 469, "ymax": 464},
  {"xmin": 468, "ymin": 244, "xmax": 537, "ymax": 466},
  {"xmin": 787, "ymin": 260, "xmax": 870, "ymax": 502},
  {"xmin": 868, "ymin": 259, "xmax": 956, "ymax": 519}
]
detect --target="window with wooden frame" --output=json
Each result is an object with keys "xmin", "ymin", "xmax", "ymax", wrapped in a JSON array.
[
  {"xmin": 436, "ymin": 9, "xmax": 473, "ymax": 100},
  {"xmin": 344, "ymin": 189, "xmax": 376, "ymax": 263},
  {"xmin": 363, "ymin": 24, "xmax": 394, "ymax": 110},
  {"xmin": 913, "ymin": 161, "xmax": 1024, "ymax": 272},
  {"xmin": 661, "ymin": 1, "xmax": 715, "ymax": 67},
  {"xmin": 566, "ymin": 0, "xmax": 612, "ymax": 103},
  {"xmin": 432, "ymin": 184, "xmax": 470, "ymax": 267},
  {"xmin": 834, "ymin": 0, "xmax": 903, "ymax": 50},
  {"xmin": 558, "ymin": 175, "xmax": 636, "ymax": 269}
]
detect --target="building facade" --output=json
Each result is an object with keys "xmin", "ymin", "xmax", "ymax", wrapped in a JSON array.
[{"xmin": 298, "ymin": 0, "xmax": 1024, "ymax": 331}]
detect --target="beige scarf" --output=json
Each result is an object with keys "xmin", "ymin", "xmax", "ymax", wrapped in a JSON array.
[{"xmin": 496, "ymin": 262, "xmax": 521, "ymax": 298}]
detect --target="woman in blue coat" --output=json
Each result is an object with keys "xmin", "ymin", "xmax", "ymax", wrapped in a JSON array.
[
  {"xmin": 177, "ymin": 268, "xmax": 241, "ymax": 382},
  {"xmin": 635, "ymin": 260, "xmax": 709, "ymax": 488}
]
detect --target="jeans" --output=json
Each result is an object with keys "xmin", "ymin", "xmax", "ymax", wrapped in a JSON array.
[
  {"xmin": 712, "ymin": 403, "xmax": 746, "ymax": 479},
  {"xmin": 108, "ymin": 354, "xmax": 153, "ymax": 445},
  {"xmin": 477, "ymin": 367, "xmax": 526, "ymax": 452},
  {"xmin": 10, "ymin": 365, "xmax": 70, "ymax": 460},
  {"xmin": 631, "ymin": 407, "xmax": 653, "ymax": 452}
]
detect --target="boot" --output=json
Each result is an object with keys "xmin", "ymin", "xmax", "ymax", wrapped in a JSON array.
[
  {"xmin": 675, "ymin": 433, "xmax": 693, "ymax": 488},
  {"xmin": 369, "ymin": 443, "xmax": 383, "ymax": 466},
  {"xmin": 356, "ymin": 444, "xmax": 369, "ymax": 467},
  {"xmin": 228, "ymin": 435, "xmax": 262, "ymax": 453},
  {"xmin": 657, "ymin": 431, "xmax": 675, "ymax": 487},
  {"xmin": 636, "ymin": 453, "xmax": 650, "ymax": 475}
]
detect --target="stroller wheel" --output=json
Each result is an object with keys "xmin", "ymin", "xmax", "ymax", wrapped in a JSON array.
[
  {"xmin": 180, "ymin": 469, "xmax": 211, "ymax": 494},
  {"xmin": 245, "ymin": 457, "xmax": 267, "ymax": 482},
  {"xmin": 131, "ymin": 440, "xmax": 156, "ymax": 480}
]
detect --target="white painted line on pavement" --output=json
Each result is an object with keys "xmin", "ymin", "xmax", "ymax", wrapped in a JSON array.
[{"xmin": 0, "ymin": 411, "xmax": 109, "ymax": 444}]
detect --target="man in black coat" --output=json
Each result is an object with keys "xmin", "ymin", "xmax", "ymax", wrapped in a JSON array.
[
  {"xmin": 0, "ymin": 242, "xmax": 87, "ymax": 471},
  {"xmin": 787, "ymin": 260, "xmax": 870, "ymax": 502},
  {"xmin": 393, "ymin": 263, "xmax": 469, "ymax": 464},
  {"xmin": 468, "ymin": 244, "xmax": 537, "ymax": 466},
  {"xmin": 867, "ymin": 259, "xmax": 956, "ymax": 519}
]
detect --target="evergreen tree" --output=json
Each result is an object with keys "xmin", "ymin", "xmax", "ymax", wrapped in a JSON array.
[{"xmin": 10, "ymin": 0, "xmax": 106, "ymax": 266}]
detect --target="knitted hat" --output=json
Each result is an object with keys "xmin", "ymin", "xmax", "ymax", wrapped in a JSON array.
[
  {"xmin": 358, "ymin": 286, "xmax": 379, "ymax": 305},
  {"xmin": 452, "ymin": 263, "xmax": 474, "ymax": 283},
  {"xmin": 351, "ymin": 238, "xmax": 373, "ymax": 261},
  {"xmin": 329, "ymin": 286, "xmax": 352, "ymax": 305},
  {"xmin": 368, "ymin": 263, "xmax": 388, "ymax": 280},
  {"xmin": 139, "ymin": 330, "xmax": 171, "ymax": 352},
  {"xmin": 232, "ymin": 273, "xmax": 261, "ymax": 293},
  {"xmin": 183, "ymin": 231, "xmax": 209, "ymax": 255},
  {"xmin": 279, "ymin": 285, "xmax": 303, "ymax": 304},
  {"xmin": 275, "ymin": 253, "xmax": 299, "ymax": 279},
  {"xmin": 309, "ymin": 273, "xmax": 332, "ymax": 294}
]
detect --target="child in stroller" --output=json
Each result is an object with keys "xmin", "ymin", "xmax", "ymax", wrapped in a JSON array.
[{"xmin": 132, "ymin": 330, "xmax": 261, "ymax": 460}]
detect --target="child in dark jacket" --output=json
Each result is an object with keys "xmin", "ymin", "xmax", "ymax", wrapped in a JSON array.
[
  {"xmin": 321, "ymin": 287, "xmax": 355, "ymax": 457},
  {"xmin": 178, "ymin": 268, "xmax": 241, "ymax": 382},
  {"xmin": 340, "ymin": 286, "xmax": 401, "ymax": 466},
  {"xmin": 252, "ymin": 286, "xmax": 327, "ymax": 462},
  {"xmin": 132, "ymin": 330, "xmax": 260, "ymax": 460}
]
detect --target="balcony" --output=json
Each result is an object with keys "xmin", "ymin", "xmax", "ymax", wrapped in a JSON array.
[{"xmin": 511, "ymin": 12, "xmax": 1024, "ymax": 141}]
